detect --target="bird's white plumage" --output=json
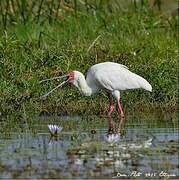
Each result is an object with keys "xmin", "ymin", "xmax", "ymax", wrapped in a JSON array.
[{"xmin": 86, "ymin": 62, "xmax": 152, "ymax": 93}]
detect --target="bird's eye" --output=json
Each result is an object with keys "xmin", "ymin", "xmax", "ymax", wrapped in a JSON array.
[{"xmin": 67, "ymin": 72, "xmax": 75, "ymax": 82}]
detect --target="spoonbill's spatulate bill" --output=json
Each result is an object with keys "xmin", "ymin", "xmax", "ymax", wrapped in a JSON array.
[{"xmin": 40, "ymin": 62, "xmax": 152, "ymax": 133}]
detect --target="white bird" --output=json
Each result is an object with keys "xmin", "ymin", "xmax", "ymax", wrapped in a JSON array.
[{"xmin": 40, "ymin": 62, "xmax": 152, "ymax": 132}]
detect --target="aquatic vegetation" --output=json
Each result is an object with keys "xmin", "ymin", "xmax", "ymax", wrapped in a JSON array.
[
  {"xmin": 48, "ymin": 124, "xmax": 63, "ymax": 136},
  {"xmin": 0, "ymin": 115, "xmax": 178, "ymax": 179},
  {"xmin": 128, "ymin": 138, "xmax": 153, "ymax": 149}
]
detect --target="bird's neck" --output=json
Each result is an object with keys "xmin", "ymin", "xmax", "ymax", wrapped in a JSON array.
[{"xmin": 77, "ymin": 75, "xmax": 93, "ymax": 96}]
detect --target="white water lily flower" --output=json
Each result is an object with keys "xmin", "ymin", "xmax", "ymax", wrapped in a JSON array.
[
  {"xmin": 105, "ymin": 133, "xmax": 120, "ymax": 143},
  {"xmin": 48, "ymin": 124, "xmax": 63, "ymax": 135}
]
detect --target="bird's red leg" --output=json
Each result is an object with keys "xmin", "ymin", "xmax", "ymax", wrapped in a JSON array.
[
  {"xmin": 117, "ymin": 98, "xmax": 125, "ymax": 133},
  {"xmin": 108, "ymin": 93, "xmax": 114, "ymax": 132}
]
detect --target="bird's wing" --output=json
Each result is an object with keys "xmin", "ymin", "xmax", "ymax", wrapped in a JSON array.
[
  {"xmin": 118, "ymin": 64, "xmax": 129, "ymax": 69},
  {"xmin": 93, "ymin": 64, "xmax": 149, "ymax": 91},
  {"xmin": 86, "ymin": 62, "xmax": 152, "ymax": 92}
]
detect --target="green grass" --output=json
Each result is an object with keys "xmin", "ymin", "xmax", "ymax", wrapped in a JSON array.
[{"xmin": 0, "ymin": 1, "xmax": 178, "ymax": 120}]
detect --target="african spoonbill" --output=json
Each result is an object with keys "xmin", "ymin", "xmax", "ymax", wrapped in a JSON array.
[{"xmin": 40, "ymin": 62, "xmax": 152, "ymax": 133}]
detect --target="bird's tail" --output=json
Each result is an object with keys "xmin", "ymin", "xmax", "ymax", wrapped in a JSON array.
[
  {"xmin": 139, "ymin": 77, "xmax": 152, "ymax": 92},
  {"xmin": 144, "ymin": 82, "xmax": 152, "ymax": 92}
]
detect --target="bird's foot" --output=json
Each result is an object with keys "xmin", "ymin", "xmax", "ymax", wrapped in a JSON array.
[
  {"xmin": 108, "ymin": 127, "xmax": 115, "ymax": 134},
  {"xmin": 108, "ymin": 121, "xmax": 115, "ymax": 134}
]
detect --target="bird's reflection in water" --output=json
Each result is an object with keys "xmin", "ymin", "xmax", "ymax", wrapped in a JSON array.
[
  {"xmin": 105, "ymin": 120, "xmax": 125, "ymax": 145},
  {"xmin": 48, "ymin": 136, "xmax": 59, "ymax": 145},
  {"xmin": 104, "ymin": 133, "xmax": 120, "ymax": 144},
  {"xmin": 107, "ymin": 118, "xmax": 125, "ymax": 136}
]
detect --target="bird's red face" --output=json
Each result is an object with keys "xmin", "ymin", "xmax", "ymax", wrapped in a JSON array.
[{"xmin": 66, "ymin": 72, "xmax": 75, "ymax": 83}]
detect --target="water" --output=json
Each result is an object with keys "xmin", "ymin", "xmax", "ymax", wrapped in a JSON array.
[{"xmin": 0, "ymin": 114, "xmax": 178, "ymax": 179}]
